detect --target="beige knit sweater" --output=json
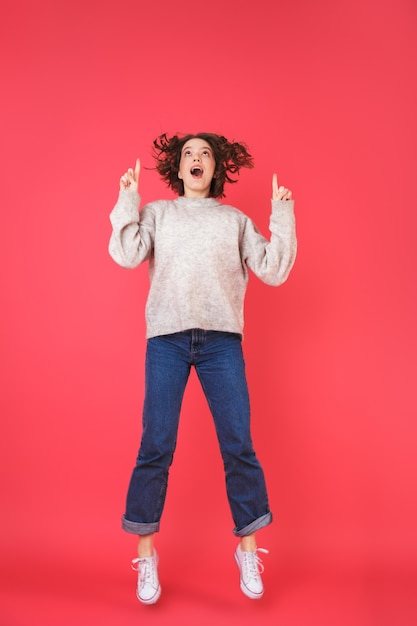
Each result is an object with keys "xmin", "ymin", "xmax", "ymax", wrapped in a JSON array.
[{"xmin": 109, "ymin": 190, "xmax": 297, "ymax": 338}]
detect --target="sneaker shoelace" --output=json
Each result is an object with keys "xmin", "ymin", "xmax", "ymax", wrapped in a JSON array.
[
  {"xmin": 131, "ymin": 556, "xmax": 157, "ymax": 590},
  {"xmin": 242, "ymin": 548, "xmax": 269, "ymax": 580}
]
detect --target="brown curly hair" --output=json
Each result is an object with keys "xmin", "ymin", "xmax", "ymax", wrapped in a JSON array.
[{"xmin": 151, "ymin": 132, "xmax": 254, "ymax": 198}]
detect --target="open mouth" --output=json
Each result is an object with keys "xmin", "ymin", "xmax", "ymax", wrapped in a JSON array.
[{"xmin": 190, "ymin": 166, "xmax": 203, "ymax": 179}]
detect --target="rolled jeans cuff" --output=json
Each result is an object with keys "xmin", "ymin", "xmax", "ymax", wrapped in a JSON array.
[
  {"xmin": 122, "ymin": 515, "xmax": 160, "ymax": 535},
  {"xmin": 233, "ymin": 512, "xmax": 273, "ymax": 537}
]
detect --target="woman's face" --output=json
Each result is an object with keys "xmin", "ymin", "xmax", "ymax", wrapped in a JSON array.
[{"xmin": 178, "ymin": 138, "xmax": 216, "ymax": 198}]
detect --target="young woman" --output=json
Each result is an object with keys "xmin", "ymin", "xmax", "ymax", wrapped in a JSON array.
[{"xmin": 109, "ymin": 132, "xmax": 297, "ymax": 604}]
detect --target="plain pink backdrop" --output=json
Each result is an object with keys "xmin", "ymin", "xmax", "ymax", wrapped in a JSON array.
[{"xmin": 1, "ymin": 0, "xmax": 416, "ymax": 624}]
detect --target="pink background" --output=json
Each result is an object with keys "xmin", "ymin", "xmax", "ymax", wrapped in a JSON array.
[{"xmin": 1, "ymin": 0, "xmax": 416, "ymax": 624}]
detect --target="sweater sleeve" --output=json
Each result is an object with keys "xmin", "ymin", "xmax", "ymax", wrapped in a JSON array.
[
  {"xmin": 241, "ymin": 199, "xmax": 297, "ymax": 286},
  {"xmin": 108, "ymin": 189, "xmax": 154, "ymax": 269}
]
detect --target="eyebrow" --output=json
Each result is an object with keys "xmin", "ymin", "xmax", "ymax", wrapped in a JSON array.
[{"xmin": 182, "ymin": 144, "xmax": 213, "ymax": 153}]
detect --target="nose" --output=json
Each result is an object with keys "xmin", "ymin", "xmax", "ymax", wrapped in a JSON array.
[{"xmin": 193, "ymin": 155, "xmax": 201, "ymax": 162}]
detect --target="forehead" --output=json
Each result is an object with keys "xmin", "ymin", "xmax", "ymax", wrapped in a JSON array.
[{"xmin": 181, "ymin": 138, "xmax": 213, "ymax": 153}]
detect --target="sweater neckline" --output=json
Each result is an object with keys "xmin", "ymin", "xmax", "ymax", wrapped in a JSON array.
[{"xmin": 174, "ymin": 196, "xmax": 219, "ymax": 208}]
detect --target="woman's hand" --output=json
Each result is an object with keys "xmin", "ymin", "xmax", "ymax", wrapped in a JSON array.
[
  {"xmin": 272, "ymin": 173, "xmax": 293, "ymax": 201},
  {"xmin": 120, "ymin": 158, "xmax": 140, "ymax": 193}
]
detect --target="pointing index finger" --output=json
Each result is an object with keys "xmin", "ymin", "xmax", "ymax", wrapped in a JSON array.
[
  {"xmin": 135, "ymin": 158, "xmax": 140, "ymax": 180},
  {"xmin": 272, "ymin": 173, "xmax": 278, "ymax": 197}
]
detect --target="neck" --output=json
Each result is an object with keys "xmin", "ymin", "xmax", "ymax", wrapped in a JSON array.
[{"xmin": 183, "ymin": 191, "xmax": 211, "ymax": 199}]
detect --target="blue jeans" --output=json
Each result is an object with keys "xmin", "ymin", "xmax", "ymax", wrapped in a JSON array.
[{"xmin": 122, "ymin": 329, "xmax": 272, "ymax": 537}]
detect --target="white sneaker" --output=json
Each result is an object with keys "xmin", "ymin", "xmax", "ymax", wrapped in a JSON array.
[
  {"xmin": 131, "ymin": 550, "xmax": 161, "ymax": 605},
  {"xmin": 234, "ymin": 544, "xmax": 268, "ymax": 599}
]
